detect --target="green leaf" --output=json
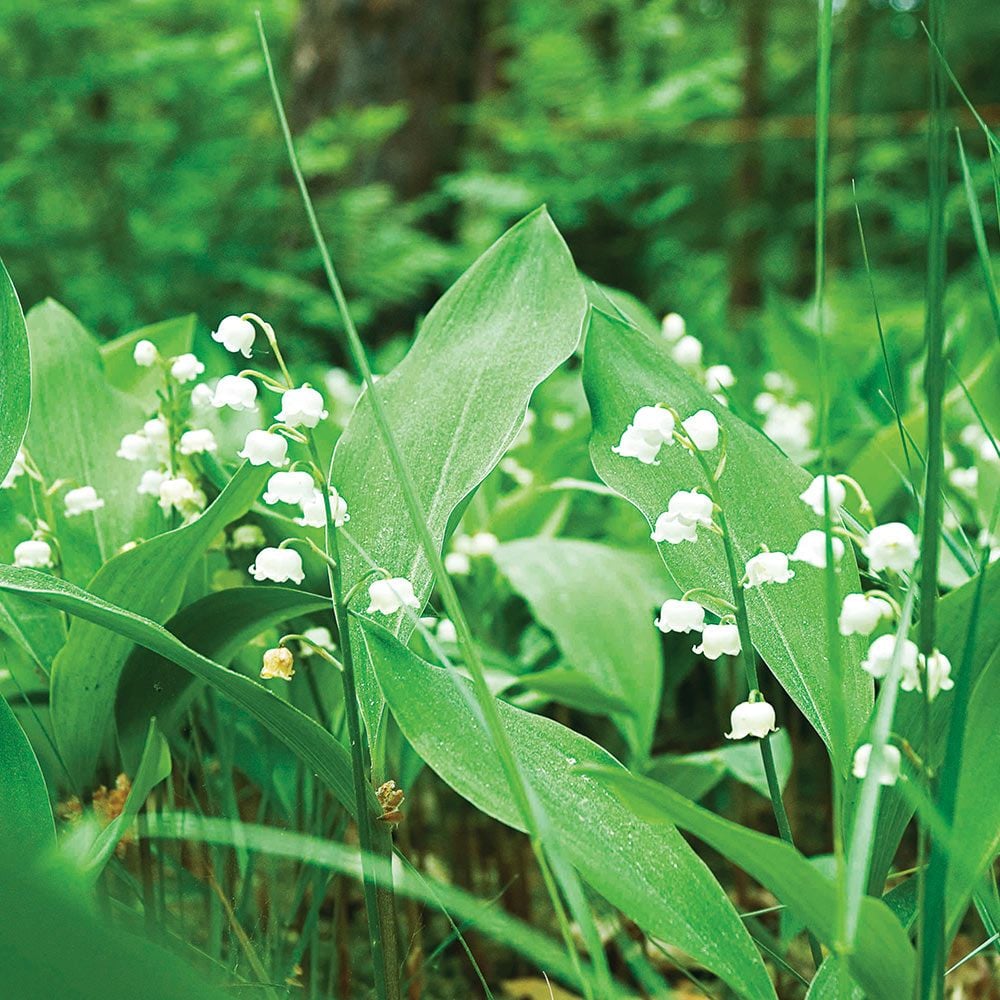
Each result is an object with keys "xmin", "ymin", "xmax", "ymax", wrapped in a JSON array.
[
  {"xmin": 495, "ymin": 538, "xmax": 671, "ymax": 762},
  {"xmin": 0, "ymin": 565, "xmax": 367, "ymax": 820},
  {"xmin": 583, "ymin": 307, "xmax": 871, "ymax": 770},
  {"xmin": 50, "ymin": 461, "xmax": 269, "ymax": 787},
  {"xmin": 101, "ymin": 314, "xmax": 196, "ymax": 408},
  {"xmin": 362, "ymin": 619, "xmax": 778, "ymax": 1000},
  {"xmin": 23, "ymin": 300, "xmax": 155, "ymax": 583},
  {"xmin": 332, "ymin": 209, "xmax": 587, "ymax": 749},
  {"xmin": 584, "ymin": 764, "xmax": 914, "ymax": 1000},
  {"xmin": 0, "ymin": 693, "xmax": 54, "ymax": 851},
  {"xmin": 116, "ymin": 585, "xmax": 330, "ymax": 772},
  {"xmin": 0, "ymin": 261, "xmax": 30, "ymax": 485},
  {"xmin": 804, "ymin": 958, "xmax": 864, "ymax": 1000}
]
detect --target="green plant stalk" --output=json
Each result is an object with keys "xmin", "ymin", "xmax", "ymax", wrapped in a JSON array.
[
  {"xmin": 917, "ymin": 0, "xmax": 949, "ymax": 994},
  {"xmin": 690, "ymin": 448, "xmax": 824, "ymax": 971},
  {"xmin": 255, "ymin": 14, "xmax": 611, "ymax": 994}
]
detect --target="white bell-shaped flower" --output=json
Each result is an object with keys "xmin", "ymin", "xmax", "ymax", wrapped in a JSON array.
[
  {"xmin": 799, "ymin": 475, "xmax": 847, "ymax": 517},
  {"xmin": 661, "ymin": 312, "xmax": 685, "ymax": 342},
  {"xmin": 651, "ymin": 511, "xmax": 698, "ymax": 544},
  {"xmin": 682, "ymin": 409, "xmax": 720, "ymax": 451},
  {"xmin": 705, "ymin": 365, "xmax": 735, "ymax": 393},
  {"xmin": 445, "ymin": 551, "xmax": 471, "ymax": 575},
  {"xmin": 763, "ymin": 402, "xmax": 813, "ymax": 462},
  {"xmin": 862, "ymin": 522, "xmax": 919, "ymax": 575},
  {"xmin": 838, "ymin": 594, "xmax": 893, "ymax": 637},
  {"xmin": 852, "ymin": 743, "xmax": 901, "ymax": 785},
  {"xmin": 295, "ymin": 487, "xmax": 349, "ymax": 528},
  {"xmin": 143, "ymin": 417, "xmax": 169, "ymax": 445},
  {"xmin": 158, "ymin": 475, "xmax": 198, "ymax": 514},
  {"xmin": 790, "ymin": 529, "xmax": 844, "ymax": 569},
  {"xmin": 667, "ymin": 489, "xmax": 714, "ymax": 526},
  {"xmin": 263, "ymin": 471, "xmax": 316, "ymax": 506},
  {"xmin": 744, "ymin": 551, "xmax": 795, "ymax": 587},
  {"xmin": 117, "ymin": 432, "xmax": 152, "ymax": 462},
  {"xmin": 654, "ymin": 599, "xmax": 705, "ymax": 634},
  {"xmin": 231, "ymin": 524, "xmax": 266, "ymax": 549},
  {"xmin": 277, "ymin": 386, "xmax": 329, "ymax": 429},
  {"xmin": 693, "ymin": 623, "xmax": 741, "ymax": 660},
  {"xmin": 1, "ymin": 449, "xmax": 26, "ymax": 489},
  {"xmin": 861, "ymin": 634, "xmax": 920, "ymax": 684},
  {"xmin": 922, "ymin": 649, "xmax": 955, "ymax": 701},
  {"xmin": 249, "ymin": 546, "xmax": 305, "ymax": 584},
  {"xmin": 260, "ymin": 646, "xmax": 295, "ymax": 681},
  {"xmin": 14, "ymin": 539, "xmax": 53, "ymax": 569},
  {"xmin": 212, "ymin": 315, "xmax": 256, "ymax": 358},
  {"xmin": 178, "ymin": 429, "xmax": 218, "ymax": 456},
  {"xmin": 64, "ymin": 486, "xmax": 104, "ymax": 518},
  {"xmin": 672, "ymin": 335, "xmax": 703, "ymax": 369},
  {"xmin": 632, "ymin": 406, "xmax": 675, "ymax": 446},
  {"xmin": 454, "ymin": 532, "xmax": 499, "ymax": 558},
  {"xmin": 170, "ymin": 353, "xmax": 205, "ymax": 384},
  {"xmin": 299, "ymin": 626, "xmax": 334, "ymax": 655},
  {"xmin": 436, "ymin": 618, "xmax": 458, "ymax": 643},
  {"xmin": 367, "ymin": 577, "xmax": 420, "ymax": 615},
  {"xmin": 949, "ymin": 467, "xmax": 978, "ymax": 493},
  {"xmin": 239, "ymin": 430, "xmax": 289, "ymax": 468},
  {"xmin": 190, "ymin": 383, "xmax": 214, "ymax": 408},
  {"xmin": 133, "ymin": 339, "xmax": 158, "ymax": 367},
  {"xmin": 212, "ymin": 375, "xmax": 258, "ymax": 412},
  {"xmin": 137, "ymin": 468, "xmax": 168, "ymax": 496},
  {"xmin": 725, "ymin": 698, "xmax": 777, "ymax": 740},
  {"xmin": 612, "ymin": 424, "xmax": 662, "ymax": 465}
]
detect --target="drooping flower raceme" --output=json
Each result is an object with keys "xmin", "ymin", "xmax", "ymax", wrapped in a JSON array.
[
  {"xmin": 212, "ymin": 315, "xmax": 256, "ymax": 358},
  {"xmin": 852, "ymin": 743, "xmax": 901, "ymax": 786},
  {"xmin": 367, "ymin": 577, "xmax": 421, "ymax": 615},
  {"xmin": 860, "ymin": 634, "xmax": 920, "ymax": 686},
  {"xmin": 862, "ymin": 522, "xmax": 919, "ymax": 575},
  {"xmin": 239, "ymin": 430, "xmax": 289, "ymax": 468},
  {"xmin": 178, "ymin": 429, "xmax": 218, "ymax": 455},
  {"xmin": 799, "ymin": 475, "xmax": 847, "ymax": 517},
  {"xmin": 277, "ymin": 386, "xmax": 329, "ymax": 429},
  {"xmin": 838, "ymin": 594, "xmax": 893, "ymax": 637},
  {"xmin": 14, "ymin": 539, "xmax": 53, "ymax": 569},
  {"xmin": 133, "ymin": 339, "xmax": 158, "ymax": 367},
  {"xmin": 725, "ymin": 699, "xmax": 777, "ymax": 740},
  {"xmin": 249, "ymin": 547, "xmax": 305, "ymax": 585},
  {"xmin": 260, "ymin": 646, "xmax": 295, "ymax": 681},
  {"xmin": 654, "ymin": 599, "xmax": 706, "ymax": 634},
  {"xmin": 212, "ymin": 375, "xmax": 258, "ymax": 412},
  {"xmin": 296, "ymin": 487, "xmax": 349, "ymax": 528},
  {"xmin": 263, "ymin": 471, "xmax": 316, "ymax": 506},
  {"xmin": 790, "ymin": 530, "xmax": 845, "ymax": 569},
  {"xmin": 693, "ymin": 623, "xmax": 741, "ymax": 660},
  {"xmin": 682, "ymin": 410, "xmax": 720, "ymax": 451},
  {"xmin": 170, "ymin": 353, "xmax": 205, "ymax": 384},
  {"xmin": 743, "ymin": 551, "xmax": 795, "ymax": 587},
  {"xmin": 64, "ymin": 486, "xmax": 104, "ymax": 517}
]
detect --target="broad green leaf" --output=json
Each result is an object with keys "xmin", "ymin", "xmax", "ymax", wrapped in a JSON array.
[
  {"xmin": 0, "ymin": 565, "xmax": 366, "ymax": 819},
  {"xmin": 0, "ymin": 261, "xmax": 30, "ymax": 485},
  {"xmin": 804, "ymin": 958, "xmax": 864, "ymax": 1000},
  {"xmin": 23, "ymin": 300, "xmax": 154, "ymax": 583},
  {"xmin": 0, "ymin": 693, "xmax": 54, "ymax": 850},
  {"xmin": 101, "ymin": 314, "xmax": 196, "ymax": 408},
  {"xmin": 585, "ymin": 764, "xmax": 914, "ymax": 1000},
  {"xmin": 50, "ymin": 462, "xmax": 269, "ymax": 787},
  {"xmin": 332, "ymin": 209, "xmax": 588, "ymax": 750},
  {"xmin": 116, "ymin": 585, "xmax": 330, "ymax": 771},
  {"xmin": 362, "ymin": 620, "xmax": 778, "ymax": 1000},
  {"xmin": 495, "ymin": 538, "xmax": 671, "ymax": 762},
  {"xmin": 512, "ymin": 665, "xmax": 635, "ymax": 717},
  {"xmin": 583, "ymin": 308, "xmax": 871, "ymax": 770}
]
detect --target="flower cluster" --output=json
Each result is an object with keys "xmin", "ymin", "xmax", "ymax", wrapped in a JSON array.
[{"xmin": 660, "ymin": 312, "xmax": 737, "ymax": 403}]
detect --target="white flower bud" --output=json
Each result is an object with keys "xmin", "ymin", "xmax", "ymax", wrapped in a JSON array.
[
  {"xmin": 143, "ymin": 417, "xmax": 169, "ymax": 444},
  {"xmin": 763, "ymin": 371, "xmax": 794, "ymax": 393},
  {"xmin": 436, "ymin": 618, "xmax": 458, "ymax": 643},
  {"xmin": 861, "ymin": 634, "xmax": 920, "ymax": 684},
  {"xmin": 295, "ymin": 487, "xmax": 349, "ymax": 528},
  {"xmin": 838, "ymin": 594, "xmax": 893, "ymax": 637},
  {"xmin": 725, "ymin": 699, "xmax": 777, "ymax": 740},
  {"xmin": 231, "ymin": 524, "xmax": 266, "ymax": 549},
  {"xmin": 454, "ymin": 532, "xmax": 499, "ymax": 558},
  {"xmin": 763, "ymin": 402, "xmax": 813, "ymax": 461},
  {"xmin": 277, "ymin": 386, "xmax": 329, "ymax": 429},
  {"xmin": 137, "ymin": 468, "xmax": 168, "ymax": 497},
  {"xmin": 693, "ymin": 623, "xmax": 741, "ymax": 660},
  {"xmin": 672, "ymin": 335, "xmax": 703, "ymax": 369},
  {"xmin": 170, "ymin": 353, "xmax": 205, "ymax": 384},
  {"xmin": 753, "ymin": 391, "xmax": 777, "ymax": 415},
  {"xmin": 212, "ymin": 375, "xmax": 258, "ymax": 412},
  {"xmin": 682, "ymin": 409, "xmax": 720, "ymax": 451},
  {"xmin": 654, "ymin": 599, "xmax": 705, "ymax": 634},
  {"xmin": 852, "ymin": 743, "xmax": 901, "ymax": 785},
  {"xmin": 651, "ymin": 511, "xmax": 698, "ymax": 544},
  {"xmin": 367, "ymin": 577, "xmax": 420, "ymax": 615},
  {"xmin": 178, "ymin": 429, "xmax": 218, "ymax": 456},
  {"xmin": 799, "ymin": 475, "xmax": 847, "ymax": 517},
  {"xmin": 445, "ymin": 551, "xmax": 471, "ymax": 575},
  {"xmin": 299, "ymin": 627, "xmax": 334, "ymax": 656},
  {"xmin": 117, "ymin": 432, "xmax": 152, "ymax": 462},
  {"xmin": 661, "ymin": 312, "xmax": 685, "ymax": 342},
  {"xmin": 948, "ymin": 467, "xmax": 978, "ymax": 493},
  {"xmin": 744, "ymin": 551, "xmax": 794, "ymax": 587},
  {"xmin": 922, "ymin": 649, "xmax": 954, "ymax": 700},
  {"xmin": 64, "ymin": 485, "xmax": 105, "ymax": 518},
  {"xmin": 790, "ymin": 530, "xmax": 844, "ymax": 569},
  {"xmin": 249, "ymin": 546, "xmax": 305, "ymax": 584},
  {"xmin": 238, "ymin": 430, "xmax": 289, "ymax": 468},
  {"xmin": 862, "ymin": 522, "xmax": 919, "ymax": 575},
  {"xmin": 263, "ymin": 471, "xmax": 316, "ymax": 506},
  {"xmin": 190, "ymin": 383, "xmax": 214, "ymax": 408},
  {"xmin": 212, "ymin": 315, "xmax": 256, "ymax": 358},
  {"xmin": 1, "ymin": 449, "xmax": 26, "ymax": 489},
  {"xmin": 158, "ymin": 475, "xmax": 198, "ymax": 514},
  {"xmin": 705, "ymin": 365, "xmax": 735, "ymax": 393},
  {"xmin": 14, "ymin": 539, "xmax": 53, "ymax": 569},
  {"xmin": 133, "ymin": 339, "xmax": 158, "ymax": 367}
]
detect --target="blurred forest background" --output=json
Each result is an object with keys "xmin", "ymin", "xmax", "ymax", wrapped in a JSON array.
[{"xmin": 1, "ymin": 0, "xmax": 998, "ymax": 369}]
